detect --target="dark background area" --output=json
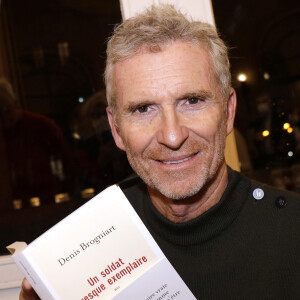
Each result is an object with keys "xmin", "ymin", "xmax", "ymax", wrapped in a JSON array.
[{"xmin": 213, "ymin": 0, "xmax": 300, "ymax": 183}]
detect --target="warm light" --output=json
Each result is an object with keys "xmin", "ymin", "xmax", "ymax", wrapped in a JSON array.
[
  {"xmin": 73, "ymin": 132, "xmax": 81, "ymax": 140},
  {"xmin": 262, "ymin": 130, "xmax": 270, "ymax": 137},
  {"xmin": 237, "ymin": 73, "xmax": 247, "ymax": 82},
  {"xmin": 287, "ymin": 127, "xmax": 293, "ymax": 133},
  {"xmin": 263, "ymin": 72, "xmax": 270, "ymax": 80},
  {"xmin": 30, "ymin": 197, "xmax": 40, "ymax": 207},
  {"xmin": 283, "ymin": 123, "xmax": 290, "ymax": 130},
  {"xmin": 81, "ymin": 188, "xmax": 95, "ymax": 200},
  {"xmin": 55, "ymin": 193, "xmax": 70, "ymax": 204},
  {"xmin": 13, "ymin": 199, "xmax": 22, "ymax": 210}
]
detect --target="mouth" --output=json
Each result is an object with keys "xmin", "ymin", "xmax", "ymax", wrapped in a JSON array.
[{"xmin": 159, "ymin": 153, "xmax": 198, "ymax": 165}]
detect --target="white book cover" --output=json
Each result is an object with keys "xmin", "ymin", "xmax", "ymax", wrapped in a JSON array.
[{"xmin": 7, "ymin": 185, "xmax": 196, "ymax": 300}]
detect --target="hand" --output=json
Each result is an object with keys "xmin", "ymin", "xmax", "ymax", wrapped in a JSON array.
[{"xmin": 19, "ymin": 278, "xmax": 40, "ymax": 300}]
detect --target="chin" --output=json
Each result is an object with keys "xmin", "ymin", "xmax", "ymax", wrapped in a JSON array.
[
  {"xmin": 142, "ymin": 158, "xmax": 225, "ymax": 201},
  {"xmin": 127, "ymin": 146, "xmax": 225, "ymax": 201},
  {"xmin": 159, "ymin": 187, "xmax": 203, "ymax": 201},
  {"xmin": 146, "ymin": 174, "xmax": 208, "ymax": 200}
]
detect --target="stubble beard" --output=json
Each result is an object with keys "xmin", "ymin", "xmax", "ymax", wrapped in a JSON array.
[{"xmin": 124, "ymin": 135, "xmax": 227, "ymax": 201}]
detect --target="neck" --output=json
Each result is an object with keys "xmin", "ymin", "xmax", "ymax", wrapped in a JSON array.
[{"xmin": 147, "ymin": 162, "xmax": 229, "ymax": 223}]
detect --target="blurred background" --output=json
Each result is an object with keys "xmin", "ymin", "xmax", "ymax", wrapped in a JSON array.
[{"xmin": 0, "ymin": 0, "xmax": 299, "ymax": 254}]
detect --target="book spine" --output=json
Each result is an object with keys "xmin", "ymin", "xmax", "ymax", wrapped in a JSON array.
[{"xmin": 13, "ymin": 253, "xmax": 58, "ymax": 300}]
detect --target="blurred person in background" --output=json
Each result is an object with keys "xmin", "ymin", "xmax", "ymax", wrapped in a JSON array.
[
  {"xmin": 0, "ymin": 77, "xmax": 75, "ymax": 209},
  {"xmin": 72, "ymin": 90, "xmax": 132, "ymax": 192}
]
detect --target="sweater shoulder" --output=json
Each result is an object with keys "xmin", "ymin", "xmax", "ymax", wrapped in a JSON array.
[
  {"xmin": 246, "ymin": 173, "xmax": 300, "ymax": 205},
  {"xmin": 230, "ymin": 167, "xmax": 300, "ymax": 203},
  {"xmin": 233, "ymin": 170, "xmax": 300, "ymax": 231}
]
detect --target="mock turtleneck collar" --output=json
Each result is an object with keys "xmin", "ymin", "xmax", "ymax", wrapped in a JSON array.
[{"xmin": 139, "ymin": 167, "xmax": 251, "ymax": 245}]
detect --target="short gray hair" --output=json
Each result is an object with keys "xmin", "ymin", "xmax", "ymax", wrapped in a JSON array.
[{"xmin": 104, "ymin": 4, "xmax": 231, "ymax": 113}]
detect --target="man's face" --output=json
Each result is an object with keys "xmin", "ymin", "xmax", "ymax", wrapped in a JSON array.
[{"xmin": 108, "ymin": 41, "xmax": 236, "ymax": 200}]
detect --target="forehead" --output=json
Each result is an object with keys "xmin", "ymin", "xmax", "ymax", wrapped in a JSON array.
[{"xmin": 113, "ymin": 41, "xmax": 217, "ymax": 103}]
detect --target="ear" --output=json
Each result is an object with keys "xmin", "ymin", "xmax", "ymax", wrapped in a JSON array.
[
  {"xmin": 106, "ymin": 106, "xmax": 126, "ymax": 151},
  {"xmin": 226, "ymin": 88, "xmax": 237, "ymax": 136}
]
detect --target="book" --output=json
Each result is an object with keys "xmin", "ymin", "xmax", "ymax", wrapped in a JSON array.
[{"xmin": 7, "ymin": 185, "xmax": 196, "ymax": 300}]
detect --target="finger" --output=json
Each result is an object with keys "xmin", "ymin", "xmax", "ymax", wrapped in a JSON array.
[{"xmin": 20, "ymin": 278, "xmax": 40, "ymax": 300}]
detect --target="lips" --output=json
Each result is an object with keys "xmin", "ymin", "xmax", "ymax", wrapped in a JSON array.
[{"xmin": 157, "ymin": 153, "xmax": 198, "ymax": 164}]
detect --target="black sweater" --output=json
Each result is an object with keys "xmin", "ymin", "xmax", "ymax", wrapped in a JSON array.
[{"xmin": 121, "ymin": 168, "xmax": 300, "ymax": 299}]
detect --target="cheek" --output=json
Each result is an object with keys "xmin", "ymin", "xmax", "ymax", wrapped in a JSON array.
[
  {"xmin": 121, "ymin": 123, "xmax": 155, "ymax": 154},
  {"xmin": 187, "ymin": 110, "xmax": 223, "ymax": 140}
]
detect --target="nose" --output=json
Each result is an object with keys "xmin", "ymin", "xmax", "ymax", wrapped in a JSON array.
[{"xmin": 156, "ymin": 108, "xmax": 189, "ymax": 149}]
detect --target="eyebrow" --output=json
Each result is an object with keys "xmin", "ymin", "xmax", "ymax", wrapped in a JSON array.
[
  {"xmin": 176, "ymin": 90, "xmax": 215, "ymax": 101},
  {"xmin": 123, "ymin": 89, "xmax": 215, "ymax": 112},
  {"xmin": 125, "ymin": 100, "xmax": 154, "ymax": 113}
]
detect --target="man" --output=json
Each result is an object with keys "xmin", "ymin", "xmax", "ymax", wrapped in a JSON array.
[{"xmin": 20, "ymin": 5, "xmax": 300, "ymax": 299}]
